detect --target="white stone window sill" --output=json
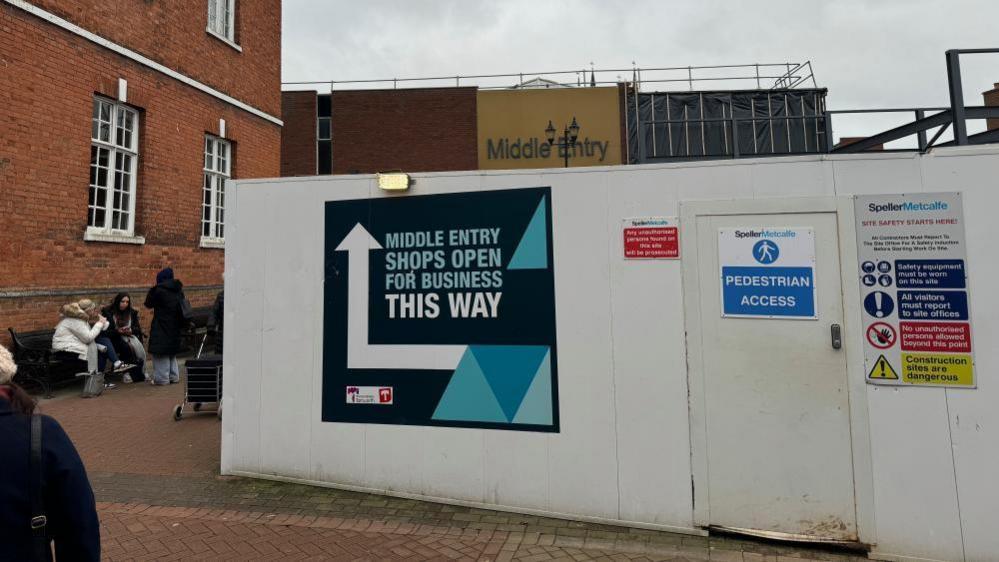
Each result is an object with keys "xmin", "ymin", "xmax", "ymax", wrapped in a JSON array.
[
  {"xmin": 200, "ymin": 237, "xmax": 226, "ymax": 249},
  {"xmin": 83, "ymin": 229, "xmax": 146, "ymax": 245},
  {"xmin": 206, "ymin": 29, "xmax": 242, "ymax": 52}
]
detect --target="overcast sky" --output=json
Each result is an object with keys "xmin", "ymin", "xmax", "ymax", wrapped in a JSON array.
[{"xmin": 282, "ymin": 0, "xmax": 999, "ymax": 143}]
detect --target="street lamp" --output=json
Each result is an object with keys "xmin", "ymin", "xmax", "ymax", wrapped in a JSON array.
[{"xmin": 545, "ymin": 117, "xmax": 581, "ymax": 168}]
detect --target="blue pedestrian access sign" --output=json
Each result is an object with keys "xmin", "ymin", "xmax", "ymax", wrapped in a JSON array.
[{"xmin": 718, "ymin": 227, "xmax": 817, "ymax": 319}]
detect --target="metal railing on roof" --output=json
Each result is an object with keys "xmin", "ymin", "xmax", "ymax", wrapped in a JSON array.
[{"xmin": 282, "ymin": 62, "xmax": 818, "ymax": 93}]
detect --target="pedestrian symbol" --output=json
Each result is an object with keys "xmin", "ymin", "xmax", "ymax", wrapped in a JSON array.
[
  {"xmin": 868, "ymin": 354, "xmax": 899, "ymax": 380},
  {"xmin": 863, "ymin": 291, "xmax": 895, "ymax": 318},
  {"xmin": 752, "ymin": 239, "xmax": 779, "ymax": 264}
]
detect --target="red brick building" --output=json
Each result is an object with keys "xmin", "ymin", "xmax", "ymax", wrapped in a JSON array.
[
  {"xmin": 984, "ymin": 82, "xmax": 999, "ymax": 131},
  {"xmin": 281, "ymin": 88, "xmax": 479, "ymax": 176},
  {"xmin": 1, "ymin": 0, "xmax": 282, "ymax": 342}
]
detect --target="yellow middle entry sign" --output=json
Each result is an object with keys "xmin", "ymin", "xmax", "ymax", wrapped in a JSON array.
[{"xmin": 476, "ymin": 87, "xmax": 622, "ymax": 170}]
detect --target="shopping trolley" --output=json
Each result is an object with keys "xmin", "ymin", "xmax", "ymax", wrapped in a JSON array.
[{"xmin": 172, "ymin": 334, "xmax": 222, "ymax": 421}]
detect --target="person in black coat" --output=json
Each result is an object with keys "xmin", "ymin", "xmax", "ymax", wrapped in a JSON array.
[
  {"xmin": 145, "ymin": 267, "xmax": 187, "ymax": 385},
  {"xmin": 0, "ymin": 345, "xmax": 100, "ymax": 561},
  {"xmin": 207, "ymin": 290, "xmax": 224, "ymax": 356},
  {"xmin": 102, "ymin": 292, "xmax": 147, "ymax": 383}
]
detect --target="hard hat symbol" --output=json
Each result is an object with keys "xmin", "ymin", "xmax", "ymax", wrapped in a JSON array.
[{"xmin": 753, "ymin": 239, "xmax": 779, "ymax": 264}]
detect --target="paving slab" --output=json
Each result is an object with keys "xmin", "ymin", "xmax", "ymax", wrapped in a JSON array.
[{"xmin": 38, "ymin": 375, "xmax": 866, "ymax": 561}]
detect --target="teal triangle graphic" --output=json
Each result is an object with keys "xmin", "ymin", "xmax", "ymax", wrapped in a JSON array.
[
  {"xmin": 471, "ymin": 345, "xmax": 549, "ymax": 422},
  {"xmin": 512, "ymin": 351, "xmax": 552, "ymax": 426},
  {"xmin": 508, "ymin": 196, "xmax": 548, "ymax": 270},
  {"xmin": 432, "ymin": 349, "xmax": 507, "ymax": 423}
]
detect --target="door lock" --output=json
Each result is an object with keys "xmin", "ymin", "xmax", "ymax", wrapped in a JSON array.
[{"xmin": 830, "ymin": 324, "xmax": 842, "ymax": 350}]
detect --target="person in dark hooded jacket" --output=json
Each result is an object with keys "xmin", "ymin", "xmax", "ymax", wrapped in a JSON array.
[
  {"xmin": 145, "ymin": 267, "xmax": 187, "ymax": 385},
  {"xmin": 0, "ymin": 345, "xmax": 101, "ymax": 561}
]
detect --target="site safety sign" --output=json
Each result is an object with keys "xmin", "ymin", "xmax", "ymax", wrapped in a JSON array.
[
  {"xmin": 718, "ymin": 227, "xmax": 817, "ymax": 319},
  {"xmin": 855, "ymin": 192, "xmax": 975, "ymax": 388},
  {"xmin": 622, "ymin": 217, "xmax": 680, "ymax": 259}
]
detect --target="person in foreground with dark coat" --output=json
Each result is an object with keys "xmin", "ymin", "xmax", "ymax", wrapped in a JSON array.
[
  {"xmin": 0, "ymin": 344, "xmax": 101, "ymax": 561},
  {"xmin": 145, "ymin": 267, "xmax": 187, "ymax": 385}
]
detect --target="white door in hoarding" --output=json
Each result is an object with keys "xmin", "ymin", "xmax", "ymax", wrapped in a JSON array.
[{"xmin": 695, "ymin": 212, "xmax": 856, "ymax": 542}]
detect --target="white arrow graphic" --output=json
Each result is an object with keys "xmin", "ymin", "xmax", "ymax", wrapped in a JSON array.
[{"xmin": 335, "ymin": 223, "xmax": 466, "ymax": 370}]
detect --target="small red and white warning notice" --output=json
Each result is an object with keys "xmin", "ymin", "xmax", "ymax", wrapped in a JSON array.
[
  {"xmin": 346, "ymin": 386, "xmax": 393, "ymax": 405},
  {"xmin": 623, "ymin": 217, "xmax": 680, "ymax": 259}
]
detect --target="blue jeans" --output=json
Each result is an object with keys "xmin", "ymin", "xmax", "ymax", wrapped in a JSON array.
[{"xmin": 94, "ymin": 335, "xmax": 119, "ymax": 370}]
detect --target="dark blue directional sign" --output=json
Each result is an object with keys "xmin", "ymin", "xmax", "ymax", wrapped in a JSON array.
[{"xmin": 323, "ymin": 187, "xmax": 559, "ymax": 432}]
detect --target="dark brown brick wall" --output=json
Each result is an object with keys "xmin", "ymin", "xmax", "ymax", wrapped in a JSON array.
[
  {"xmin": 23, "ymin": 0, "xmax": 281, "ymax": 116},
  {"xmin": 331, "ymin": 88, "xmax": 478, "ymax": 174},
  {"xmin": 281, "ymin": 91, "xmax": 317, "ymax": 176},
  {"xmin": 984, "ymin": 83, "xmax": 999, "ymax": 131},
  {"xmin": 0, "ymin": 3, "xmax": 280, "ymax": 342}
]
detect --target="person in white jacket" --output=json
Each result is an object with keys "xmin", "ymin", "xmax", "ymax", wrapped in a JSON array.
[{"xmin": 51, "ymin": 301, "xmax": 126, "ymax": 375}]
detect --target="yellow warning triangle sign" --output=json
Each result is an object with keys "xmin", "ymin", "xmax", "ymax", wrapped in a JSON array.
[{"xmin": 868, "ymin": 354, "xmax": 899, "ymax": 380}]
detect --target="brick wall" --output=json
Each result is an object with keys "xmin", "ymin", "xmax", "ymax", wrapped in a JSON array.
[
  {"xmin": 281, "ymin": 91, "xmax": 317, "ymax": 176},
  {"xmin": 0, "ymin": 3, "xmax": 280, "ymax": 344},
  {"xmin": 23, "ymin": 0, "xmax": 281, "ymax": 116},
  {"xmin": 835, "ymin": 137, "xmax": 884, "ymax": 151},
  {"xmin": 331, "ymin": 88, "xmax": 478, "ymax": 174},
  {"xmin": 984, "ymin": 83, "xmax": 999, "ymax": 131}
]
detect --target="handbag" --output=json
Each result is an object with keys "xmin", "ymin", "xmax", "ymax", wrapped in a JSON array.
[
  {"xmin": 80, "ymin": 370, "xmax": 105, "ymax": 398},
  {"xmin": 29, "ymin": 414, "xmax": 49, "ymax": 561}
]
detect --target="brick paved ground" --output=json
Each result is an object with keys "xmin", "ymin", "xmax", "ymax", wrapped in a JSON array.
[{"xmin": 38, "ymin": 371, "xmax": 868, "ymax": 561}]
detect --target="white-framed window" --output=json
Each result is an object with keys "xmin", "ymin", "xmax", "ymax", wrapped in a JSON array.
[
  {"xmin": 202, "ymin": 135, "xmax": 231, "ymax": 244},
  {"xmin": 89, "ymin": 97, "xmax": 139, "ymax": 236},
  {"xmin": 207, "ymin": 0, "xmax": 236, "ymax": 44}
]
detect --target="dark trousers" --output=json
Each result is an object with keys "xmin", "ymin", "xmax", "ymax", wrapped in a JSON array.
[{"xmin": 93, "ymin": 336, "xmax": 119, "ymax": 370}]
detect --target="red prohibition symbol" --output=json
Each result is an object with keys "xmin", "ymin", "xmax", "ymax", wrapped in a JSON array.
[{"xmin": 866, "ymin": 322, "xmax": 897, "ymax": 349}]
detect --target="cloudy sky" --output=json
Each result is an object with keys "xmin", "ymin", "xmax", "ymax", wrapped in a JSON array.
[{"xmin": 282, "ymin": 0, "xmax": 999, "ymax": 143}]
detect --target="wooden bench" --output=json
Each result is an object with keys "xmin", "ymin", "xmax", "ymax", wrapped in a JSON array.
[{"xmin": 7, "ymin": 327, "xmax": 84, "ymax": 397}]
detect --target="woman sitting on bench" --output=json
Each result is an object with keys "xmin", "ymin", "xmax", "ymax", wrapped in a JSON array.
[
  {"xmin": 102, "ymin": 293, "xmax": 147, "ymax": 384},
  {"xmin": 51, "ymin": 301, "xmax": 131, "ymax": 380}
]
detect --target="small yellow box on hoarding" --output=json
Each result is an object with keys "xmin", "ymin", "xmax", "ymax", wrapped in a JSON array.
[
  {"xmin": 477, "ymin": 87, "xmax": 622, "ymax": 170},
  {"xmin": 377, "ymin": 173, "xmax": 410, "ymax": 191},
  {"xmin": 901, "ymin": 353, "xmax": 974, "ymax": 386}
]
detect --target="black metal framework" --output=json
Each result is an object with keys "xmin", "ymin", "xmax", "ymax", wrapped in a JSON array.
[
  {"xmin": 627, "ymin": 89, "xmax": 829, "ymax": 162},
  {"xmin": 830, "ymin": 48, "xmax": 999, "ymax": 154}
]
